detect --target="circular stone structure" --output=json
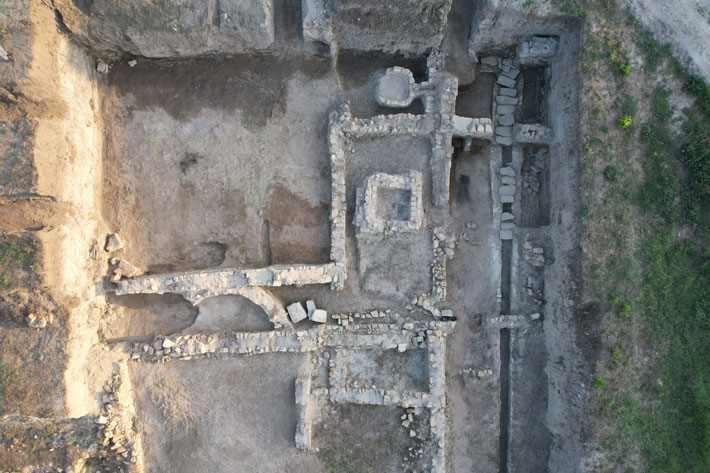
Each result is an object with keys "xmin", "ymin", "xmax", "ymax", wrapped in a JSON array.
[{"xmin": 376, "ymin": 66, "xmax": 417, "ymax": 108}]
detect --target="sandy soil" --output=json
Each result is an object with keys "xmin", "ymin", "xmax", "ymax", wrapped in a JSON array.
[{"xmin": 629, "ymin": 0, "xmax": 710, "ymax": 77}]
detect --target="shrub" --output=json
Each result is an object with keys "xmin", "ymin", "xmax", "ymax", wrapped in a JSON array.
[
  {"xmin": 651, "ymin": 86, "xmax": 673, "ymax": 122},
  {"xmin": 604, "ymin": 165, "xmax": 620, "ymax": 182},
  {"xmin": 618, "ymin": 114, "xmax": 633, "ymax": 128},
  {"xmin": 594, "ymin": 377, "xmax": 607, "ymax": 388}
]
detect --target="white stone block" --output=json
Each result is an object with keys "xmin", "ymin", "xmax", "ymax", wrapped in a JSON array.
[
  {"xmin": 288, "ymin": 302, "xmax": 308, "ymax": 324},
  {"xmin": 311, "ymin": 309, "xmax": 327, "ymax": 324}
]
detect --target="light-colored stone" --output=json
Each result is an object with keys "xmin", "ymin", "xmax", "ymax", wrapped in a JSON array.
[
  {"xmin": 287, "ymin": 302, "xmax": 308, "ymax": 324},
  {"xmin": 311, "ymin": 309, "xmax": 327, "ymax": 324},
  {"xmin": 501, "ymin": 212, "xmax": 514, "ymax": 221},
  {"xmin": 306, "ymin": 300, "xmax": 316, "ymax": 319},
  {"xmin": 496, "ymin": 75, "xmax": 516, "ymax": 88},
  {"xmin": 496, "ymin": 95, "xmax": 518, "ymax": 105},
  {"xmin": 0, "ymin": 46, "xmax": 8, "ymax": 61},
  {"xmin": 499, "ymin": 87, "xmax": 517, "ymax": 97},
  {"xmin": 500, "ymin": 195, "xmax": 514, "ymax": 204},
  {"xmin": 501, "ymin": 68, "xmax": 519, "ymax": 79},
  {"xmin": 501, "ymin": 176, "xmax": 515, "ymax": 185},
  {"xmin": 498, "ymin": 114, "xmax": 515, "ymax": 126},
  {"xmin": 481, "ymin": 56, "xmax": 498, "ymax": 66},
  {"xmin": 499, "ymin": 185, "xmax": 516, "ymax": 196},
  {"xmin": 127, "ymin": 59, "xmax": 137, "ymax": 67},
  {"xmin": 496, "ymin": 126, "xmax": 512, "ymax": 137},
  {"xmin": 96, "ymin": 59, "xmax": 109, "ymax": 73},
  {"xmin": 500, "ymin": 230, "xmax": 513, "ymax": 240},
  {"xmin": 501, "ymin": 222, "xmax": 516, "ymax": 230},
  {"xmin": 496, "ymin": 135, "xmax": 513, "ymax": 146},
  {"xmin": 497, "ymin": 104, "xmax": 515, "ymax": 114},
  {"xmin": 500, "ymin": 167, "xmax": 515, "ymax": 177}
]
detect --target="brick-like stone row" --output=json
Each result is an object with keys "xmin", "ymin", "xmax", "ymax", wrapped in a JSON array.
[
  {"xmin": 295, "ymin": 375, "xmax": 314, "ymax": 451},
  {"xmin": 493, "ymin": 57, "xmax": 521, "ymax": 146},
  {"xmin": 499, "ymin": 165, "xmax": 516, "ymax": 240},
  {"xmin": 328, "ymin": 108, "xmax": 348, "ymax": 289},
  {"xmin": 451, "ymin": 115, "xmax": 494, "ymax": 140},
  {"xmin": 95, "ymin": 366, "xmax": 143, "ymax": 471},
  {"xmin": 431, "ymin": 75, "xmax": 458, "ymax": 206},
  {"xmin": 129, "ymin": 321, "xmax": 455, "ymax": 362},
  {"xmin": 330, "ymin": 387, "xmax": 430, "ymax": 407},
  {"xmin": 483, "ymin": 314, "xmax": 532, "ymax": 329},
  {"xmin": 430, "ymin": 226, "xmax": 454, "ymax": 302},
  {"xmin": 513, "ymin": 123, "xmax": 554, "ymax": 144},
  {"xmin": 116, "ymin": 263, "xmax": 341, "ymax": 298},
  {"xmin": 339, "ymin": 112, "xmax": 437, "ymax": 137},
  {"xmin": 426, "ymin": 332, "xmax": 448, "ymax": 473}
]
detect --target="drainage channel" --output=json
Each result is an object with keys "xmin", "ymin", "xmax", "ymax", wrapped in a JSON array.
[{"xmin": 499, "ymin": 147, "xmax": 514, "ymax": 473}]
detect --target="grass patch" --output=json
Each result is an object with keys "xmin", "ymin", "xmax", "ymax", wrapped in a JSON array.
[{"xmin": 0, "ymin": 235, "xmax": 37, "ymax": 288}]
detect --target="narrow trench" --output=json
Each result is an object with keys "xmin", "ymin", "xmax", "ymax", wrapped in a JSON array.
[{"xmin": 499, "ymin": 146, "xmax": 514, "ymax": 473}]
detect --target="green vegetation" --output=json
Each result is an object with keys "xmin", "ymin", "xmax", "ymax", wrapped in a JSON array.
[
  {"xmin": 0, "ymin": 362, "xmax": 14, "ymax": 406},
  {"xmin": 318, "ymin": 430, "xmax": 409, "ymax": 473},
  {"xmin": 580, "ymin": 5, "xmax": 710, "ymax": 471},
  {"xmin": 603, "ymin": 165, "xmax": 619, "ymax": 182},
  {"xmin": 617, "ymin": 114, "xmax": 632, "ymax": 128},
  {"xmin": 608, "ymin": 39, "xmax": 632, "ymax": 77},
  {"xmin": 0, "ymin": 236, "xmax": 37, "ymax": 288}
]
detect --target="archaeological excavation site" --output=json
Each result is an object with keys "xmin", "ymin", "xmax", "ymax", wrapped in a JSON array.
[{"xmin": 1, "ymin": 0, "xmax": 608, "ymax": 471}]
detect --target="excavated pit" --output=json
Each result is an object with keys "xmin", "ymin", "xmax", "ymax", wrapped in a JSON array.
[{"xmin": 0, "ymin": 2, "xmax": 588, "ymax": 472}]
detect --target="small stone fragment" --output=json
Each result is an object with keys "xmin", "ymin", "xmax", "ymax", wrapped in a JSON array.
[
  {"xmin": 530, "ymin": 312, "xmax": 541, "ymax": 320},
  {"xmin": 105, "ymin": 233, "xmax": 124, "ymax": 252},
  {"xmin": 96, "ymin": 59, "xmax": 109, "ymax": 73},
  {"xmin": 127, "ymin": 59, "xmax": 137, "ymax": 67}
]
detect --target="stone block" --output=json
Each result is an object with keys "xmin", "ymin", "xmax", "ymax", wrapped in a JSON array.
[
  {"xmin": 501, "ymin": 212, "xmax": 514, "ymax": 221},
  {"xmin": 498, "ymin": 114, "xmax": 515, "ymax": 126},
  {"xmin": 500, "ymin": 195, "xmax": 514, "ymax": 204},
  {"xmin": 500, "ymin": 230, "xmax": 513, "ymax": 240},
  {"xmin": 496, "ymin": 126, "xmax": 512, "ymax": 137},
  {"xmin": 497, "ymin": 104, "xmax": 515, "ymax": 114},
  {"xmin": 496, "ymin": 95, "xmax": 518, "ymax": 105},
  {"xmin": 500, "ymin": 167, "xmax": 515, "ymax": 177},
  {"xmin": 499, "ymin": 87, "xmax": 517, "ymax": 97},
  {"xmin": 499, "ymin": 185, "xmax": 516, "ymax": 196},
  {"xmin": 496, "ymin": 75, "xmax": 516, "ymax": 88},
  {"xmin": 496, "ymin": 136, "xmax": 513, "ymax": 146},
  {"xmin": 287, "ymin": 302, "xmax": 308, "ymax": 324},
  {"xmin": 501, "ymin": 222, "xmax": 516, "ymax": 230},
  {"xmin": 311, "ymin": 309, "xmax": 327, "ymax": 324},
  {"xmin": 306, "ymin": 300, "xmax": 316, "ymax": 318},
  {"xmin": 501, "ymin": 176, "xmax": 515, "ymax": 185},
  {"xmin": 501, "ymin": 68, "xmax": 519, "ymax": 79},
  {"xmin": 481, "ymin": 56, "xmax": 498, "ymax": 66}
]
